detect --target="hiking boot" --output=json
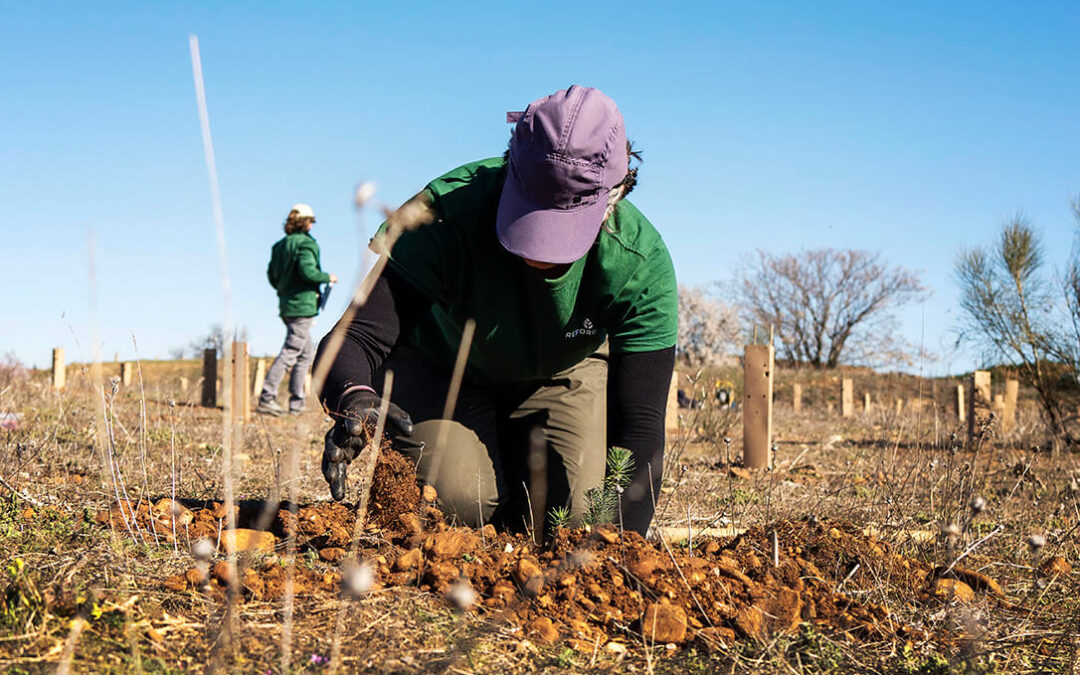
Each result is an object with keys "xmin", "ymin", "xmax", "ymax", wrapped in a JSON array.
[{"xmin": 256, "ymin": 399, "xmax": 285, "ymax": 417}]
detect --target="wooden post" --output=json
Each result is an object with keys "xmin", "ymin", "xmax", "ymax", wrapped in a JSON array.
[
  {"xmin": 201, "ymin": 349, "xmax": 217, "ymax": 407},
  {"xmin": 969, "ymin": 370, "xmax": 992, "ymax": 439},
  {"xmin": 665, "ymin": 371, "xmax": 680, "ymax": 436},
  {"xmin": 51, "ymin": 348, "xmax": 65, "ymax": 390},
  {"xmin": 743, "ymin": 344, "xmax": 774, "ymax": 469},
  {"xmin": 179, "ymin": 376, "xmax": 189, "ymax": 392},
  {"xmin": 252, "ymin": 358, "xmax": 266, "ymax": 400},
  {"xmin": 956, "ymin": 384, "xmax": 966, "ymax": 423},
  {"xmin": 841, "ymin": 378, "xmax": 854, "ymax": 417},
  {"xmin": 231, "ymin": 341, "xmax": 250, "ymax": 423},
  {"xmin": 120, "ymin": 362, "xmax": 134, "ymax": 387},
  {"xmin": 895, "ymin": 399, "xmax": 903, "ymax": 415},
  {"xmin": 792, "ymin": 383, "xmax": 802, "ymax": 412},
  {"xmin": 1003, "ymin": 379, "xmax": 1019, "ymax": 434},
  {"xmin": 864, "ymin": 392, "xmax": 872, "ymax": 415}
]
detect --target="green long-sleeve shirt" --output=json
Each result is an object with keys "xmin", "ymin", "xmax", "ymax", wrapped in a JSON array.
[{"xmin": 267, "ymin": 232, "xmax": 331, "ymax": 317}]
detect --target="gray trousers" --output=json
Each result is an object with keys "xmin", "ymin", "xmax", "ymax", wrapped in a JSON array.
[
  {"xmin": 260, "ymin": 316, "xmax": 315, "ymax": 411},
  {"xmin": 373, "ymin": 345, "xmax": 607, "ymax": 532}
]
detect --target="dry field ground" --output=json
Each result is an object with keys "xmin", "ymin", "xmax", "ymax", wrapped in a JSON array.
[{"xmin": 0, "ymin": 359, "xmax": 1078, "ymax": 674}]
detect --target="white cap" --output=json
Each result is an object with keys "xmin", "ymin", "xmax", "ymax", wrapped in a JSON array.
[{"xmin": 290, "ymin": 203, "xmax": 315, "ymax": 219}]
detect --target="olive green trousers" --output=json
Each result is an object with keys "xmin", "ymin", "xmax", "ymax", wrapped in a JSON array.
[{"xmin": 373, "ymin": 345, "xmax": 607, "ymax": 531}]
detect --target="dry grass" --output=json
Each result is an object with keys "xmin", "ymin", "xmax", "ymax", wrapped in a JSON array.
[{"xmin": 0, "ymin": 360, "xmax": 1076, "ymax": 673}]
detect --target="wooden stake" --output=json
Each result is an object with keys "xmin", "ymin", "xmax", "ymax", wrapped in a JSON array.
[
  {"xmin": 52, "ymin": 348, "xmax": 66, "ymax": 390},
  {"xmin": 1003, "ymin": 379, "xmax": 1019, "ymax": 434},
  {"xmin": 841, "ymin": 378, "xmax": 854, "ymax": 417},
  {"xmin": 230, "ymin": 341, "xmax": 250, "ymax": 423},
  {"xmin": 252, "ymin": 359, "xmax": 266, "ymax": 400},
  {"xmin": 956, "ymin": 384, "xmax": 965, "ymax": 423},
  {"xmin": 792, "ymin": 383, "xmax": 802, "ymax": 413},
  {"xmin": 120, "ymin": 362, "xmax": 134, "ymax": 387},
  {"xmin": 179, "ymin": 376, "xmax": 189, "ymax": 392},
  {"xmin": 742, "ymin": 343, "xmax": 774, "ymax": 469},
  {"xmin": 201, "ymin": 349, "xmax": 217, "ymax": 407},
  {"xmin": 969, "ymin": 370, "xmax": 991, "ymax": 440},
  {"xmin": 864, "ymin": 392, "xmax": 872, "ymax": 415}
]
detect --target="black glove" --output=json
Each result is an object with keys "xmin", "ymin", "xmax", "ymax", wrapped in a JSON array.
[{"xmin": 322, "ymin": 388, "xmax": 414, "ymax": 501}]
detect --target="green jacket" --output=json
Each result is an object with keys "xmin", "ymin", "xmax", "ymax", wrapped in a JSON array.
[{"xmin": 266, "ymin": 232, "xmax": 331, "ymax": 317}]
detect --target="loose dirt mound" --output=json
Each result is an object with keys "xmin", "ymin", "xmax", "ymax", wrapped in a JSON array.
[{"xmin": 100, "ymin": 447, "xmax": 1002, "ymax": 649}]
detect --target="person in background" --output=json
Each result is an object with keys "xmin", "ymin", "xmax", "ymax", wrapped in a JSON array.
[
  {"xmin": 257, "ymin": 203, "xmax": 338, "ymax": 416},
  {"xmin": 316, "ymin": 86, "xmax": 677, "ymax": 536}
]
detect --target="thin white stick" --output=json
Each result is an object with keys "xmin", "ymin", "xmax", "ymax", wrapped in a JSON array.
[{"xmin": 190, "ymin": 33, "xmax": 239, "ymax": 661}]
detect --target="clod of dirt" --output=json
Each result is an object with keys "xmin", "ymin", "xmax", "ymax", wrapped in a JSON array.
[
  {"xmin": 152, "ymin": 498, "xmax": 194, "ymax": 525},
  {"xmin": 184, "ymin": 567, "xmax": 207, "ymax": 587},
  {"xmin": 641, "ymin": 603, "xmax": 687, "ymax": 644},
  {"xmin": 367, "ymin": 446, "xmax": 422, "ymax": 530},
  {"xmin": 394, "ymin": 549, "xmax": 423, "ymax": 572},
  {"xmin": 526, "ymin": 616, "xmax": 559, "ymax": 644},
  {"xmin": 423, "ymin": 531, "xmax": 479, "ymax": 559},
  {"xmin": 319, "ymin": 547, "xmax": 346, "ymax": 562},
  {"xmin": 221, "ymin": 529, "xmax": 277, "ymax": 554},
  {"xmin": 925, "ymin": 578, "xmax": 974, "ymax": 603},
  {"xmin": 932, "ymin": 565, "xmax": 1004, "ymax": 597},
  {"xmin": 1041, "ymin": 555, "xmax": 1072, "ymax": 576},
  {"xmin": 164, "ymin": 575, "xmax": 187, "ymax": 592},
  {"xmin": 515, "ymin": 558, "xmax": 544, "ymax": 596},
  {"xmin": 733, "ymin": 605, "xmax": 765, "ymax": 639},
  {"xmin": 421, "ymin": 485, "xmax": 438, "ymax": 502}
]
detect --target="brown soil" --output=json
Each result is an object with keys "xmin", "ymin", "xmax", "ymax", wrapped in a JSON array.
[{"xmin": 98, "ymin": 446, "xmax": 1004, "ymax": 651}]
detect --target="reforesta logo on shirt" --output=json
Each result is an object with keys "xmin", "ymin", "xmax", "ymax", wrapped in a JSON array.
[{"xmin": 565, "ymin": 317, "xmax": 598, "ymax": 339}]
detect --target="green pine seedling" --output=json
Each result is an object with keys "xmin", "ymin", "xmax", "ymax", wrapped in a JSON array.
[{"xmin": 582, "ymin": 446, "xmax": 635, "ymax": 526}]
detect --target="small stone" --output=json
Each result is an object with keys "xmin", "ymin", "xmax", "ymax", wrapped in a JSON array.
[
  {"xmin": 210, "ymin": 561, "xmax": 233, "ymax": 586},
  {"xmin": 394, "ymin": 548, "xmax": 423, "ymax": 572},
  {"xmin": 152, "ymin": 498, "xmax": 194, "ymax": 526},
  {"xmin": 220, "ymin": 529, "xmax": 277, "ymax": 555},
  {"xmin": 515, "ymin": 558, "xmax": 544, "ymax": 596},
  {"xmin": 926, "ymin": 578, "xmax": 974, "ymax": 603},
  {"xmin": 184, "ymin": 567, "xmax": 207, "ymax": 587},
  {"xmin": 422, "ymin": 531, "xmax": 479, "ymax": 559},
  {"xmin": 604, "ymin": 641, "xmax": 627, "ymax": 655},
  {"xmin": 319, "ymin": 547, "xmax": 346, "ymax": 563},
  {"xmin": 398, "ymin": 512, "xmax": 422, "ymax": 535},
  {"xmin": 641, "ymin": 603, "xmax": 687, "ymax": 644},
  {"xmin": 1041, "ymin": 555, "xmax": 1072, "ymax": 576},
  {"xmin": 593, "ymin": 528, "xmax": 619, "ymax": 545},
  {"xmin": 481, "ymin": 523, "xmax": 497, "ymax": 539},
  {"xmin": 526, "ymin": 616, "xmax": 559, "ymax": 644},
  {"xmin": 421, "ymin": 485, "xmax": 438, "ymax": 502}
]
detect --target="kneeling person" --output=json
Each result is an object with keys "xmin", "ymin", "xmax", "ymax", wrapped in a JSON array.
[{"xmin": 316, "ymin": 86, "xmax": 677, "ymax": 536}]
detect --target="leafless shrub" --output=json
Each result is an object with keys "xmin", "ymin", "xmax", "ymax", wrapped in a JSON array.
[{"xmin": 737, "ymin": 248, "xmax": 928, "ymax": 369}]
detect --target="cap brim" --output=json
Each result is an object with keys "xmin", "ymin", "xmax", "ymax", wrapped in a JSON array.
[{"xmin": 496, "ymin": 177, "xmax": 606, "ymax": 265}]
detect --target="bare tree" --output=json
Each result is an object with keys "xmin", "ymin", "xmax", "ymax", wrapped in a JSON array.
[
  {"xmin": 677, "ymin": 284, "xmax": 740, "ymax": 368},
  {"xmin": 738, "ymin": 248, "xmax": 927, "ymax": 369},
  {"xmin": 956, "ymin": 214, "xmax": 1076, "ymax": 442}
]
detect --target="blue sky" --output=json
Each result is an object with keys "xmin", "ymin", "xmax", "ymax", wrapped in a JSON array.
[{"xmin": 2, "ymin": 2, "xmax": 1078, "ymax": 374}]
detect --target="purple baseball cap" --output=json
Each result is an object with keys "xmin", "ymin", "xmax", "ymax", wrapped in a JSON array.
[{"xmin": 496, "ymin": 85, "xmax": 628, "ymax": 264}]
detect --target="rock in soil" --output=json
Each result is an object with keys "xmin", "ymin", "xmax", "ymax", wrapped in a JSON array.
[
  {"xmin": 1041, "ymin": 555, "xmax": 1072, "ymax": 576},
  {"xmin": 220, "ymin": 529, "xmax": 277, "ymax": 555},
  {"xmin": 925, "ymin": 578, "xmax": 975, "ymax": 603},
  {"xmin": 641, "ymin": 603, "xmax": 688, "ymax": 644}
]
